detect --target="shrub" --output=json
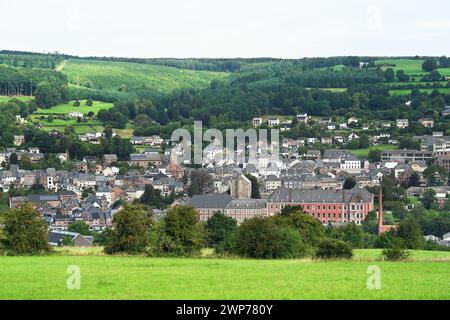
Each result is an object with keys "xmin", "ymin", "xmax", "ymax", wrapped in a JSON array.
[
  {"xmin": 234, "ymin": 217, "xmax": 308, "ymax": 259},
  {"xmin": 205, "ymin": 212, "xmax": 237, "ymax": 248},
  {"xmin": 86, "ymin": 99, "xmax": 94, "ymax": 106},
  {"xmin": 148, "ymin": 206, "xmax": 205, "ymax": 256},
  {"xmin": 73, "ymin": 100, "xmax": 80, "ymax": 107},
  {"xmin": 382, "ymin": 247, "xmax": 411, "ymax": 261},
  {"xmin": 104, "ymin": 204, "xmax": 152, "ymax": 255},
  {"xmin": 315, "ymin": 239, "xmax": 353, "ymax": 259},
  {"xmin": 1, "ymin": 204, "xmax": 51, "ymax": 255}
]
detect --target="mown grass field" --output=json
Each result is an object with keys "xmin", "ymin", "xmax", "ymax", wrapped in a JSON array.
[
  {"xmin": 32, "ymin": 100, "xmax": 113, "ymax": 134},
  {"xmin": 390, "ymin": 87, "xmax": 450, "ymax": 96},
  {"xmin": 0, "ymin": 95, "xmax": 34, "ymax": 103},
  {"xmin": 349, "ymin": 144, "xmax": 398, "ymax": 157},
  {"xmin": 61, "ymin": 59, "xmax": 229, "ymax": 94},
  {"xmin": 36, "ymin": 100, "xmax": 113, "ymax": 116},
  {"xmin": 0, "ymin": 249, "xmax": 449, "ymax": 300},
  {"xmin": 375, "ymin": 59, "xmax": 450, "ymax": 77}
]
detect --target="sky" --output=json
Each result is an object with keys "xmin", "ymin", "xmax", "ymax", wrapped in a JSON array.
[{"xmin": 1, "ymin": 0, "xmax": 449, "ymax": 58}]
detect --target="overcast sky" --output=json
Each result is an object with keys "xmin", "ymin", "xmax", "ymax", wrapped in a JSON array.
[{"xmin": 1, "ymin": 0, "xmax": 449, "ymax": 58}]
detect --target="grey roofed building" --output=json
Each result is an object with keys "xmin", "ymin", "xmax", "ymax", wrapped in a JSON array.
[
  {"xmin": 186, "ymin": 194, "xmax": 233, "ymax": 209},
  {"xmin": 28, "ymin": 194, "xmax": 60, "ymax": 202},
  {"xmin": 48, "ymin": 230, "xmax": 94, "ymax": 247},
  {"xmin": 269, "ymin": 186, "xmax": 373, "ymax": 204},
  {"xmin": 225, "ymin": 198, "xmax": 267, "ymax": 210}
]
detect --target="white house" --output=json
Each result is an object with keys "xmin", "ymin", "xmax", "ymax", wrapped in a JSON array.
[
  {"xmin": 267, "ymin": 118, "xmax": 280, "ymax": 127},
  {"xmin": 252, "ymin": 117, "xmax": 263, "ymax": 126},
  {"xmin": 68, "ymin": 111, "xmax": 84, "ymax": 118},
  {"xmin": 396, "ymin": 119, "xmax": 409, "ymax": 129}
]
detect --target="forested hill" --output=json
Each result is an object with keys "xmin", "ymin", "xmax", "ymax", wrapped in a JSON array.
[{"xmin": 0, "ymin": 50, "xmax": 449, "ymax": 135}]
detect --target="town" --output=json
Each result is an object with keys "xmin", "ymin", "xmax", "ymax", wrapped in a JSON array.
[{"xmin": 2, "ymin": 107, "xmax": 450, "ymax": 248}]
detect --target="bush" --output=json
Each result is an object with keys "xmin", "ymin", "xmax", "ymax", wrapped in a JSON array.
[
  {"xmin": 73, "ymin": 100, "xmax": 80, "ymax": 107},
  {"xmin": 315, "ymin": 239, "xmax": 353, "ymax": 259},
  {"xmin": 205, "ymin": 212, "xmax": 237, "ymax": 248},
  {"xmin": 1, "ymin": 204, "xmax": 51, "ymax": 255},
  {"xmin": 148, "ymin": 206, "xmax": 205, "ymax": 256},
  {"xmin": 86, "ymin": 99, "xmax": 94, "ymax": 106},
  {"xmin": 104, "ymin": 205, "xmax": 152, "ymax": 255},
  {"xmin": 234, "ymin": 217, "xmax": 308, "ymax": 259},
  {"xmin": 382, "ymin": 247, "xmax": 411, "ymax": 261}
]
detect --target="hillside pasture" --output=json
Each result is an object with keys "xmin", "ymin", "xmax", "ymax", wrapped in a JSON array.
[
  {"xmin": 36, "ymin": 100, "xmax": 113, "ymax": 116},
  {"xmin": 61, "ymin": 59, "xmax": 229, "ymax": 94},
  {"xmin": 0, "ymin": 249, "xmax": 449, "ymax": 300},
  {"xmin": 0, "ymin": 95, "xmax": 34, "ymax": 103},
  {"xmin": 349, "ymin": 144, "xmax": 398, "ymax": 157},
  {"xmin": 376, "ymin": 59, "xmax": 450, "ymax": 78}
]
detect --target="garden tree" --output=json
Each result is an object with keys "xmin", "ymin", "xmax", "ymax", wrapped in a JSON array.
[
  {"xmin": 62, "ymin": 235, "xmax": 74, "ymax": 246},
  {"xmin": 0, "ymin": 204, "xmax": 50, "ymax": 255},
  {"xmin": 423, "ymin": 164, "xmax": 448, "ymax": 186},
  {"xmin": 73, "ymin": 100, "xmax": 80, "ymax": 107},
  {"xmin": 244, "ymin": 173, "xmax": 261, "ymax": 199},
  {"xmin": 426, "ymin": 70, "xmax": 442, "ymax": 82},
  {"xmin": 234, "ymin": 217, "xmax": 307, "ymax": 259},
  {"xmin": 396, "ymin": 70, "xmax": 410, "ymax": 82},
  {"xmin": 404, "ymin": 172, "xmax": 421, "ymax": 188},
  {"xmin": 205, "ymin": 211, "xmax": 237, "ymax": 248},
  {"xmin": 86, "ymin": 99, "xmax": 93, "ymax": 106},
  {"xmin": 19, "ymin": 154, "xmax": 33, "ymax": 170},
  {"xmin": 343, "ymin": 176, "xmax": 357, "ymax": 190},
  {"xmin": 9, "ymin": 153, "xmax": 18, "ymax": 165},
  {"xmin": 395, "ymin": 217, "xmax": 424, "ymax": 249},
  {"xmin": 87, "ymin": 111, "xmax": 94, "ymax": 118},
  {"xmin": 149, "ymin": 205, "xmax": 205, "ymax": 256},
  {"xmin": 277, "ymin": 206, "xmax": 325, "ymax": 247},
  {"xmin": 104, "ymin": 204, "xmax": 152, "ymax": 254},
  {"xmin": 421, "ymin": 188, "xmax": 437, "ymax": 209},
  {"xmin": 367, "ymin": 149, "xmax": 382, "ymax": 163},
  {"xmin": 398, "ymin": 136, "xmax": 420, "ymax": 150},
  {"xmin": 384, "ymin": 68, "xmax": 395, "ymax": 82},
  {"xmin": 67, "ymin": 221, "xmax": 91, "ymax": 236},
  {"xmin": 362, "ymin": 211, "xmax": 379, "ymax": 234},
  {"xmin": 422, "ymin": 59, "xmax": 438, "ymax": 72},
  {"xmin": 368, "ymin": 175, "xmax": 405, "ymax": 202},
  {"xmin": 187, "ymin": 169, "xmax": 213, "ymax": 196},
  {"xmin": 93, "ymin": 228, "xmax": 113, "ymax": 245},
  {"xmin": 315, "ymin": 239, "xmax": 353, "ymax": 259},
  {"xmin": 326, "ymin": 223, "xmax": 364, "ymax": 248},
  {"xmin": 103, "ymin": 126, "xmax": 113, "ymax": 138},
  {"xmin": 358, "ymin": 134, "xmax": 370, "ymax": 148},
  {"xmin": 140, "ymin": 184, "xmax": 164, "ymax": 208},
  {"xmin": 438, "ymin": 56, "xmax": 450, "ymax": 68},
  {"xmin": 416, "ymin": 210, "xmax": 450, "ymax": 238}
]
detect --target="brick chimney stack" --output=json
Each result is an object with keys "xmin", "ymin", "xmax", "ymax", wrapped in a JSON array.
[{"xmin": 378, "ymin": 186, "xmax": 383, "ymax": 235}]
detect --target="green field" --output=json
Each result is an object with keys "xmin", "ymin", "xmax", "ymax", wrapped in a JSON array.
[
  {"xmin": 36, "ymin": 100, "xmax": 113, "ymax": 116},
  {"xmin": 0, "ymin": 95, "xmax": 34, "ymax": 103},
  {"xmin": 349, "ymin": 144, "xmax": 398, "ymax": 157},
  {"xmin": 390, "ymin": 87, "xmax": 450, "ymax": 96},
  {"xmin": 376, "ymin": 59, "xmax": 450, "ymax": 77},
  {"xmin": 61, "ymin": 59, "xmax": 229, "ymax": 94},
  {"xmin": 0, "ymin": 249, "xmax": 449, "ymax": 300}
]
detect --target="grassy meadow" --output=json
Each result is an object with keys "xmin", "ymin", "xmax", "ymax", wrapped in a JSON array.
[
  {"xmin": 0, "ymin": 249, "xmax": 449, "ymax": 300},
  {"xmin": 61, "ymin": 59, "xmax": 229, "ymax": 94},
  {"xmin": 389, "ymin": 87, "xmax": 450, "ymax": 96},
  {"xmin": 0, "ymin": 95, "xmax": 34, "ymax": 103},
  {"xmin": 375, "ymin": 59, "xmax": 450, "ymax": 77},
  {"xmin": 32, "ymin": 100, "xmax": 113, "ymax": 134},
  {"xmin": 349, "ymin": 144, "xmax": 398, "ymax": 157},
  {"xmin": 36, "ymin": 100, "xmax": 113, "ymax": 116}
]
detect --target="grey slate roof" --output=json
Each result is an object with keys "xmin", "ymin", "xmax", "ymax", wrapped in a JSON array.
[
  {"xmin": 269, "ymin": 186, "xmax": 373, "ymax": 203},
  {"xmin": 187, "ymin": 195, "xmax": 233, "ymax": 209}
]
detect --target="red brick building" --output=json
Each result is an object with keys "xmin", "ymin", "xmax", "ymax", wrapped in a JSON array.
[{"xmin": 267, "ymin": 186, "xmax": 374, "ymax": 225}]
